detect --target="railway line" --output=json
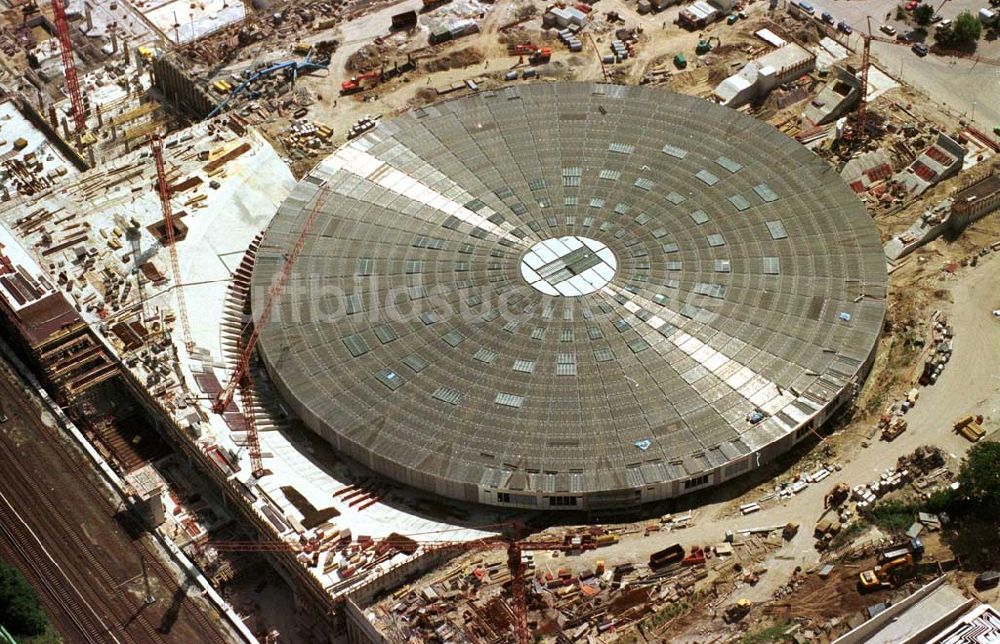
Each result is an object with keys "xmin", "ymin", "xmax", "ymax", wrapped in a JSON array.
[{"xmin": 0, "ymin": 353, "xmax": 236, "ymax": 644}]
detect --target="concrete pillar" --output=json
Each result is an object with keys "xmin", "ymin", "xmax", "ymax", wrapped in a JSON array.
[
  {"xmin": 85, "ymin": 3, "xmax": 93, "ymax": 31},
  {"xmin": 36, "ymin": 86, "xmax": 44, "ymax": 109},
  {"xmin": 96, "ymin": 104, "xmax": 102, "ymax": 127},
  {"xmin": 48, "ymin": 105, "xmax": 58, "ymax": 131},
  {"xmin": 87, "ymin": 146, "xmax": 96, "ymax": 167},
  {"xmin": 110, "ymin": 28, "xmax": 118, "ymax": 54},
  {"xmin": 122, "ymin": 38, "xmax": 129, "ymax": 65}
]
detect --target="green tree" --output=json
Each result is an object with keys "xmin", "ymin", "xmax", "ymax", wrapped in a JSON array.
[
  {"xmin": 914, "ymin": 3, "xmax": 934, "ymax": 26},
  {"xmin": 955, "ymin": 441, "xmax": 1000, "ymax": 515},
  {"xmin": 941, "ymin": 10, "xmax": 983, "ymax": 47},
  {"xmin": 0, "ymin": 560, "xmax": 49, "ymax": 637}
]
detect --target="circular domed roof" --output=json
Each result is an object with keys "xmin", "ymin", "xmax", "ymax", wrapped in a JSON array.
[{"xmin": 252, "ymin": 83, "xmax": 886, "ymax": 509}]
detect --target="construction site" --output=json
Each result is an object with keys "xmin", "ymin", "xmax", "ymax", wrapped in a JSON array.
[{"xmin": 0, "ymin": 0, "xmax": 998, "ymax": 641}]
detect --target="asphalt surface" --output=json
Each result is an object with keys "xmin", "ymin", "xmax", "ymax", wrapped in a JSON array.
[
  {"xmin": 784, "ymin": 0, "xmax": 1000, "ymax": 131},
  {"xmin": 0, "ymin": 353, "xmax": 238, "ymax": 644}
]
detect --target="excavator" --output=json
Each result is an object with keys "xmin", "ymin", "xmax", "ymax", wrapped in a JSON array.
[
  {"xmin": 341, "ymin": 69, "xmax": 383, "ymax": 94},
  {"xmin": 858, "ymin": 553, "xmax": 914, "ymax": 591},
  {"xmin": 507, "ymin": 43, "xmax": 553, "ymax": 64}
]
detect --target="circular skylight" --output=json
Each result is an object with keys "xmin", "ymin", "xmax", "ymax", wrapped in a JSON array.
[{"xmin": 520, "ymin": 236, "xmax": 618, "ymax": 296}]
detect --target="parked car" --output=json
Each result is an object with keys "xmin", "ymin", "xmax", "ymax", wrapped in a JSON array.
[
  {"xmin": 837, "ymin": 20, "xmax": 853, "ymax": 34},
  {"xmin": 937, "ymin": 18, "xmax": 953, "ymax": 29},
  {"xmin": 881, "ymin": 24, "xmax": 897, "ymax": 35},
  {"xmin": 912, "ymin": 42, "xmax": 929, "ymax": 56},
  {"xmin": 797, "ymin": 1, "xmax": 815, "ymax": 15},
  {"xmin": 822, "ymin": 11, "xmax": 834, "ymax": 24},
  {"xmin": 930, "ymin": 13, "xmax": 943, "ymax": 22},
  {"xmin": 905, "ymin": 0, "xmax": 919, "ymax": 10}
]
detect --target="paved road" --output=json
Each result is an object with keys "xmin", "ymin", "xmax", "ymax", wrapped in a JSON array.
[
  {"xmin": 783, "ymin": 0, "xmax": 1000, "ymax": 131},
  {"xmin": 536, "ymin": 255, "xmax": 1000, "ymax": 598},
  {"xmin": 0, "ymin": 356, "xmax": 238, "ymax": 644}
]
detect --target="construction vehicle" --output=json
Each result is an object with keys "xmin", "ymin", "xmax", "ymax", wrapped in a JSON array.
[
  {"xmin": 724, "ymin": 598, "xmax": 752, "ymax": 623},
  {"xmin": 391, "ymin": 9, "xmax": 417, "ymax": 29},
  {"xmin": 292, "ymin": 42, "xmax": 312, "ymax": 55},
  {"xmin": 507, "ymin": 43, "xmax": 552, "ymax": 64},
  {"xmin": 341, "ymin": 69, "xmax": 382, "ymax": 94},
  {"xmin": 954, "ymin": 414, "xmax": 986, "ymax": 442},
  {"xmin": 825, "ymin": 482, "xmax": 850, "ymax": 508},
  {"xmin": 814, "ymin": 518, "xmax": 841, "ymax": 543},
  {"xmin": 207, "ymin": 52, "xmax": 330, "ymax": 118},
  {"xmin": 695, "ymin": 36, "xmax": 720, "ymax": 54},
  {"xmin": 211, "ymin": 79, "xmax": 233, "ymax": 94},
  {"xmin": 877, "ymin": 537, "xmax": 923, "ymax": 565},
  {"xmin": 782, "ymin": 522, "xmax": 799, "ymax": 540},
  {"xmin": 881, "ymin": 416, "xmax": 907, "ymax": 441},
  {"xmin": 859, "ymin": 553, "xmax": 914, "ymax": 591},
  {"xmin": 649, "ymin": 544, "xmax": 685, "ymax": 569}
]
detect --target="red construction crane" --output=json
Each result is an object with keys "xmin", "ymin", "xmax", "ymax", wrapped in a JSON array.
[
  {"xmin": 210, "ymin": 186, "xmax": 333, "ymax": 478},
  {"xmin": 849, "ymin": 17, "xmax": 1000, "ymax": 138},
  {"xmin": 851, "ymin": 17, "xmax": 903, "ymax": 139},
  {"xmin": 150, "ymin": 136, "xmax": 194, "ymax": 353},
  {"xmin": 51, "ymin": 0, "xmax": 85, "ymax": 133}
]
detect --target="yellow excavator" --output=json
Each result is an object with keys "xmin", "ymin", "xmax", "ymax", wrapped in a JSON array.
[{"xmin": 859, "ymin": 554, "xmax": 914, "ymax": 591}]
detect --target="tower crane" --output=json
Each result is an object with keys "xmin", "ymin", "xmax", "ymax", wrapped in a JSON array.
[
  {"xmin": 849, "ymin": 16, "xmax": 1000, "ymax": 139},
  {"xmin": 51, "ymin": 0, "xmax": 85, "ymax": 133},
  {"xmin": 150, "ymin": 135, "xmax": 194, "ymax": 353},
  {"xmin": 210, "ymin": 186, "xmax": 333, "ymax": 479}
]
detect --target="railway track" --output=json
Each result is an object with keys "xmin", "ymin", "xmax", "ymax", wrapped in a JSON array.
[
  {"xmin": 0, "ymin": 490, "xmax": 112, "ymax": 643},
  {"xmin": 0, "ymin": 356, "xmax": 233, "ymax": 644}
]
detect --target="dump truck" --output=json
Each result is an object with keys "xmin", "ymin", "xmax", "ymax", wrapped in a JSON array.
[
  {"xmin": 649, "ymin": 544, "xmax": 685, "ymax": 569},
  {"xmin": 954, "ymin": 414, "xmax": 986, "ymax": 442},
  {"xmin": 882, "ymin": 416, "xmax": 907, "ymax": 441},
  {"xmin": 391, "ymin": 9, "xmax": 417, "ymax": 29},
  {"xmin": 859, "ymin": 554, "xmax": 914, "ymax": 591},
  {"xmin": 877, "ymin": 537, "xmax": 923, "ymax": 564}
]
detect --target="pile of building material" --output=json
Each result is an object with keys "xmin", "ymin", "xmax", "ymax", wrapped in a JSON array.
[
  {"xmin": 366, "ymin": 540, "xmax": 712, "ymax": 641},
  {"xmin": 918, "ymin": 314, "xmax": 953, "ymax": 386},
  {"xmin": 283, "ymin": 119, "xmax": 334, "ymax": 153}
]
